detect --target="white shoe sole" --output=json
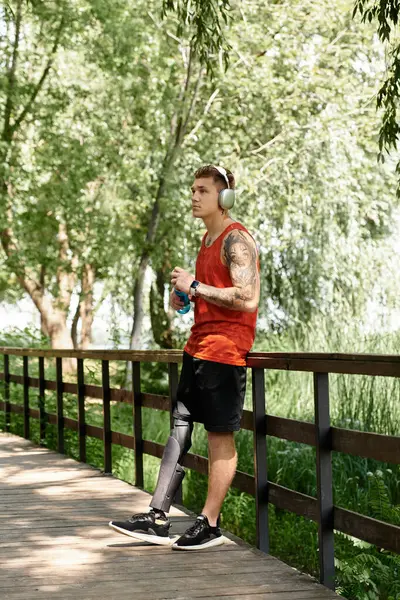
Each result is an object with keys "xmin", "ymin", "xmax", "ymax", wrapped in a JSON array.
[
  {"xmin": 108, "ymin": 522, "xmax": 179, "ymax": 546},
  {"xmin": 171, "ymin": 535, "xmax": 226, "ymax": 551}
]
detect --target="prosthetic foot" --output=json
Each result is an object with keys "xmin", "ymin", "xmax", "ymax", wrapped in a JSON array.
[{"xmin": 109, "ymin": 509, "xmax": 179, "ymax": 545}]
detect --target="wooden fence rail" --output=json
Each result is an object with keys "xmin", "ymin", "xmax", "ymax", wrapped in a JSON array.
[{"xmin": 0, "ymin": 347, "xmax": 400, "ymax": 592}]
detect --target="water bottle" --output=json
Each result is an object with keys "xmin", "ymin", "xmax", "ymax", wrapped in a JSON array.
[{"xmin": 175, "ymin": 289, "xmax": 190, "ymax": 314}]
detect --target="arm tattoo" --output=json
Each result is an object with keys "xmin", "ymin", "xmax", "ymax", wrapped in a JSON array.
[{"xmin": 197, "ymin": 230, "xmax": 259, "ymax": 312}]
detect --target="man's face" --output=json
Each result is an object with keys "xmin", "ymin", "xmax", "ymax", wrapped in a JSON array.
[{"xmin": 191, "ymin": 177, "xmax": 220, "ymax": 219}]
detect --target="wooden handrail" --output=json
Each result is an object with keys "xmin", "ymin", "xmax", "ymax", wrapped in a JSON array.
[
  {"xmin": 1, "ymin": 346, "xmax": 400, "ymax": 375},
  {"xmin": 1, "ymin": 347, "xmax": 400, "ymax": 592}
]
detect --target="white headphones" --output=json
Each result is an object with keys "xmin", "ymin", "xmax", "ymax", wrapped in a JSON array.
[{"xmin": 213, "ymin": 165, "xmax": 235, "ymax": 210}]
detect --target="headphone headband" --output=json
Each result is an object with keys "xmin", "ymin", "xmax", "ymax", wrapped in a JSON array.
[{"xmin": 212, "ymin": 165, "xmax": 230, "ymax": 189}]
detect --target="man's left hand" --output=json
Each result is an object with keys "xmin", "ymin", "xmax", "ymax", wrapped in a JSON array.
[{"xmin": 171, "ymin": 267, "xmax": 195, "ymax": 295}]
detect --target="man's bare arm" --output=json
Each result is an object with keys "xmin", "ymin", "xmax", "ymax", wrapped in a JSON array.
[{"xmin": 196, "ymin": 230, "xmax": 260, "ymax": 313}]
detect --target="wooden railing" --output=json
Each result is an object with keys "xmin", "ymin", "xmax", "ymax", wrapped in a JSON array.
[{"xmin": 0, "ymin": 347, "xmax": 399, "ymax": 592}]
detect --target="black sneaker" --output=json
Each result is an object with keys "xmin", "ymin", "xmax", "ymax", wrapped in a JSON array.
[
  {"xmin": 109, "ymin": 509, "xmax": 177, "ymax": 546},
  {"xmin": 172, "ymin": 514, "xmax": 224, "ymax": 551}
]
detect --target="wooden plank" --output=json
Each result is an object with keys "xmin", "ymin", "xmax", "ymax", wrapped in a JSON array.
[
  {"xmin": 0, "ymin": 432, "xmax": 340, "ymax": 600},
  {"xmin": 0, "ymin": 347, "xmax": 183, "ymax": 363},
  {"xmin": 85, "ymin": 423, "xmax": 103, "ymax": 440},
  {"xmin": 8, "ymin": 392, "xmax": 399, "ymax": 469},
  {"xmin": 334, "ymin": 506, "xmax": 400, "ymax": 554},
  {"xmin": 246, "ymin": 356, "xmax": 400, "ymax": 377},
  {"xmin": 268, "ymin": 483, "xmax": 318, "ymax": 520},
  {"xmin": 1, "ymin": 346, "xmax": 400, "ymax": 364},
  {"xmin": 332, "ymin": 427, "xmax": 400, "ymax": 464},
  {"xmin": 1, "ymin": 374, "xmax": 169, "ymax": 409},
  {"xmin": 142, "ymin": 392, "xmax": 170, "ymax": 411},
  {"xmin": 111, "ymin": 430, "xmax": 134, "ymax": 449},
  {"xmin": 267, "ymin": 415, "xmax": 315, "ymax": 445}
]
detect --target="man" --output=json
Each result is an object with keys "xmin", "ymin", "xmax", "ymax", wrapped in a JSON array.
[{"xmin": 110, "ymin": 164, "xmax": 259, "ymax": 550}]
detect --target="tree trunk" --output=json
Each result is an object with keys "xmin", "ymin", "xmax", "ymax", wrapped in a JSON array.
[
  {"xmin": 39, "ymin": 265, "xmax": 49, "ymax": 338},
  {"xmin": 150, "ymin": 269, "xmax": 174, "ymax": 349},
  {"xmin": 130, "ymin": 256, "xmax": 150, "ymax": 349},
  {"xmin": 79, "ymin": 263, "xmax": 95, "ymax": 349},
  {"xmin": 124, "ymin": 257, "xmax": 149, "ymax": 387},
  {"xmin": 70, "ymin": 301, "xmax": 80, "ymax": 350},
  {"xmin": 126, "ymin": 49, "xmax": 203, "ymax": 358},
  {"xmin": 41, "ymin": 306, "xmax": 76, "ymax": 373}
]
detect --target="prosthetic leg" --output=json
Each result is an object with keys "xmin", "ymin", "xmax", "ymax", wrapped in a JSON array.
[
  {"xmin": 109, "ymin": 407, "xmax": 193, "ymax": 545},
  {"xmin": 150, "ymin": 413, "xmax": 193, "ymax": 513}
]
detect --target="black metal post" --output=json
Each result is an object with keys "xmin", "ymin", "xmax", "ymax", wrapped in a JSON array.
[
  {"xmin": 168, "ymin": 362, "xmax": 182, "ymax": 505},
  {"xmin": 38, "ymin": 357, "xmax": 46, "ymax": 444},
  {"xmin": 23, "ymin": 356, "xmax": 29, "ymax": 439},
  {"xmin": 252, "ymin": 367, "xmax": 269, "ymax": 553},
  {"xmin": 132, "ymin": 361, "xmax": 143, "ymax": 487},
  {"xmin": 56, "ymin": 357, "xmax": 64, "ymax": 454},
  {"xmin": 77, "ymin": 358, "xmax": 86, "ymax": 463},
  {"xmin": 102, "ymin": 360, "xmax": 112, "ymax": 473},
  {"xmin": 314, "ymin": 372, "xmax": 335, "ymax": 590},
  {"xmin": 4, "ymin": 354, "xmax": 10, "ymax": 431}
]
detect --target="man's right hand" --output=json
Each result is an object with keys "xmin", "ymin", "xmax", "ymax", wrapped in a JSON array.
[{"xmin": 169, "ymin": 289, "xmax": 185, "ymax": 311}]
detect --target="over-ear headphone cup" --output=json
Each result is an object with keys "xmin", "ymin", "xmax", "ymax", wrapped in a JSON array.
[{"xmin": 218, "ymin": 189, "xmax": 235, "ymax": 209}]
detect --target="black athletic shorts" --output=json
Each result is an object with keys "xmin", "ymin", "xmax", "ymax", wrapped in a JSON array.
[{"xmin": 173, "ymin": 351, "xmax": 247, "ymax": 432}]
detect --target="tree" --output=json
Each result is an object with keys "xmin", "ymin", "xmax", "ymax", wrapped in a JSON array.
[
  {"xmin": 353, "ymin": 0, "xmax": 400, "ymax": 189},
  {"xmin": 145, "ymin": 0, "xmax": 398, "ymax": 334},
  {"xmin": 0, "ymin": 0, "xmax": 232, "ymax": 359}
]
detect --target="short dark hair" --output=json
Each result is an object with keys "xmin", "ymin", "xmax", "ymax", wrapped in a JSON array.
[{"xmin": 194, "ymin": 165, "xmax": 235, "ymax": 189}]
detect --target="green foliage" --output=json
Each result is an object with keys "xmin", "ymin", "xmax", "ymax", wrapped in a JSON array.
[
  {"xmin": 162, "ymin": 0, "xmax": 232, "ymax": 72},
  {"xmin": 0, "ymin": 326, "xmax": 48, "ymax": 349},
  {"xmin": 2, "ymin": 0, "xmax": 399, "ymax": 346},
  {"xmin": 353, "ymin": 0, "xmax": 400, "ymax": 190}
]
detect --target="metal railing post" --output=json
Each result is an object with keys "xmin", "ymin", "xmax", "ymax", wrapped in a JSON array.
[
  {"xmin": 102, "ymin": 360, "xmax": 111, "ymax": 473},
  {"xmin": 56, "ymin": 358, "xmax": 64, "ymax": 454},
  {"xmin": 38, "ymin": 357, "xmax": 46, "ymax": 444},
  {"xmin": 4, "ymin": 354, "xmax": 10, "ymax": 431},
  {"xmin": 23, "ymin": 356, "xmax": 29, "ymax": 439},
  {"xmin": 132, "ymin": 361, "xmax": 143, "ymax": 487},
  {"xmin": 77, "ymin": 358, "xmax": 86, "ymax": 463},
  {"xmin": 252, "ymin": 367, "xmax": 269, "ymax": 553},
  {"xmin": 314, "ymin": 372, "xmax": 335, "ymax": 589}
]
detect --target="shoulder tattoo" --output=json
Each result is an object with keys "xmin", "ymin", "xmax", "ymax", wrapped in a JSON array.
[{"xmin": 223, "ymin": 230, "xmax": 257, "ymax": 288}]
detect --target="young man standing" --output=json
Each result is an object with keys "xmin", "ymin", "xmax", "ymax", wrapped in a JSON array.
[{"xmin": 110, "ymin": 165, "xmax": 260, "ymax": 550}]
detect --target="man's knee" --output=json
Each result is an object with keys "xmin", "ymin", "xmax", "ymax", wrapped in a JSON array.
[
  {"xmin": 208, "ymin": 431, "xmax": 235, "ymax": 444},
  {"xmin": 208, "ymin": 431, "xmax": 236, "ymax": 457}
]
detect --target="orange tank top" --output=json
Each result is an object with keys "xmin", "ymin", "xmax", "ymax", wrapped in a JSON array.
[{"xmin": 184, "ymin": 222, "xmax": 258, "ymax": 366}]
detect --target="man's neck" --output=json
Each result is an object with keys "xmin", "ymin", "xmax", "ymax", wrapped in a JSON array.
[{"xmin": 203, "ymin": 214, "xmax": 233, "ymax": 238}]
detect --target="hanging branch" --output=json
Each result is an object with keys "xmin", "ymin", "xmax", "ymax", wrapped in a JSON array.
[
  {"xmin": 2, "ymin": 0, "xmax": 23, "ymax": 143},
  {"xmin": 11, "ymin": 15, "xmax": 65, "ymax": 135}
]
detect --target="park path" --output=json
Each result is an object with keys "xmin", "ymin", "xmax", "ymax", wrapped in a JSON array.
[{"xmin": 0, "ymin": 433, "xmax": 341, "ymax": 599}]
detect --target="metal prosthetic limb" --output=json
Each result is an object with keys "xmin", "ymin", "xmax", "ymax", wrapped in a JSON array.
[{"xmin": 150, "ymin": 417, "xmax": 193, "ymax": 513}]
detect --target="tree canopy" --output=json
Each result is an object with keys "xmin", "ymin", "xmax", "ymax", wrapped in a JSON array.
[{"xmin": 0, "ymin": 0, "xmax": 398, "ymax": 354}]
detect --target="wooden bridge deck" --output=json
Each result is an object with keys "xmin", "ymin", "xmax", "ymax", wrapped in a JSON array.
[{"xmin": 0, "ymin": 433, "xmax": 341, "ymax": 600}]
